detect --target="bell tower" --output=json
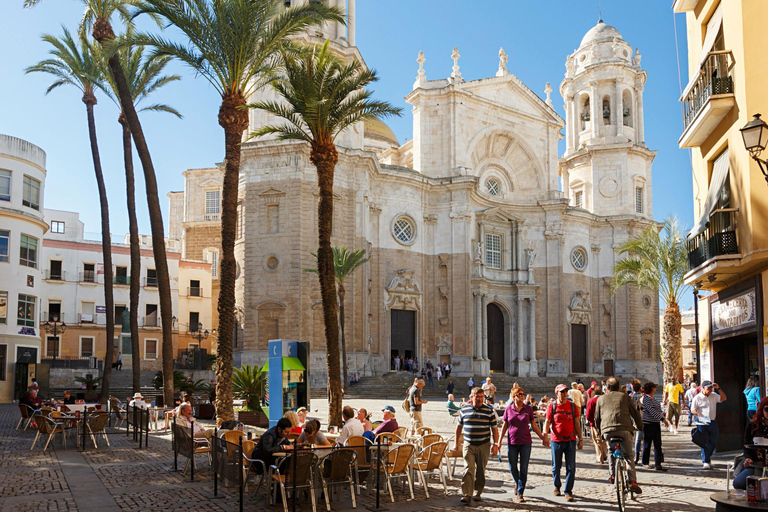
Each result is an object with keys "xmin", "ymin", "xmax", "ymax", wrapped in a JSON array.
[{"xmin": 559, "ymin": 20, "xmax": 655, "ymax": 218}]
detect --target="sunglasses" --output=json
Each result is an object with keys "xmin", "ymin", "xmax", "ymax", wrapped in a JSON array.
[
  {"xmin": 516, "ymin": 393, "xmax": 525, "ymax": 397},
  {"xmin": 557, "ymin": 390, "xmax": 568, "ymax": 394}
]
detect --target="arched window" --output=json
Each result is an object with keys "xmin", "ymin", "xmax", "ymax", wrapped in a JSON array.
[
  {"xmin": 622, "ymin": 90, "xmax": 633, "ymax": 127},
  {"xmin": 602, "ymin": 96, "xmax": 611, "ymax": 125},
  {"xmin": 580, "ymin": 96, "xmax": 591, "ymax": 130}
]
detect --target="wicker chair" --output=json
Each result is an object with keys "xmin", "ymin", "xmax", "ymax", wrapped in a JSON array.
[
  {"xmin": 241, "ymin": 439, "xmax": 268, "ymax": 495},
  {"xmin": 317, "ymin": 448, "xmax": 357, "ymax": 511},
  {"xmin": 345, "ymin": 435, "xmax": 372, "ymax": 494},
  {"xmin": 16, "ymin": 404, "xmax": 36, "ymax": 430},
  {"xmin": 110, "ymin": 397, "xmax": 127, "ymax": 429},
  {"xmin": 416, "ymin": 427, "xmax": 433, "ymax": 436},
  {"xmin": 378, "ymin": 443, "xmax": 415, "ymax": 502},
  {"xmin": 419, "ymin": 434, "xmax": 443, "ymax": 453},
  {"xmin": 395, "ymin": 426, "xmax": 409, "ymax": 440},
  {"xmin": 374, "ymin": 432, "xmax": 400, "ymax": 445},
  {"xmin": 30, "ymin": 415, "xmax": 66, "ymax": 452},
  {"xmin": 85, "ymin": 411, "xmax": 111, "ymax": 448},
  {"xmin": 270, "ymin": 451, "xmax": 318, "ymax": 512},
  {"xmin": 411, "ymin": 441, "xmax": 448, "ymax": 497},
  {"xmin": 444, "ymin": 433, "xmax": 464, "ymax": 478}
]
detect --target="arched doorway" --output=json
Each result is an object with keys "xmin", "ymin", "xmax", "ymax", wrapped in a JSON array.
[{"xmin": 487, "ymin": 303, "xmax": 505, "ymax": 372}]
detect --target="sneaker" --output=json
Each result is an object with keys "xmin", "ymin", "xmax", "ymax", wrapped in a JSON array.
[
  {"xmin": 460, "ymin": 495, "xmax": 470, "ymax": 504},
  {"xmin": 654, "ymin": 465, "xmax": 668, "ymax": 472},
  {"xmin": 473, "ymin": 493, "xmax": 482, "ymax": 502},
  {"xmin": 565, "ymin": 494, "xmax": 574, "ymax": 502},
  {"xmin": 629, "ymin": 482, "xmax": 642, "ymax": 494},
  {"xmin": 703, "ymin": 462, "xmax": 713, "ymax": 470},
  {"xmin": 554, "ymin": 488, "xmax": 562, "ymax": 496}
]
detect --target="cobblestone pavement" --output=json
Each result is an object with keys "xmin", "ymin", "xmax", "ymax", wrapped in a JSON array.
[{"xmin": 0, "ymin": 399, "xmax": 728, "ymax": 511}]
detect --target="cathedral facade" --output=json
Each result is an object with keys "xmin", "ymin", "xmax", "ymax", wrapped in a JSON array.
[{"xmin": 168, "ymin": 7, "xmax": 661, "ymax": 385}]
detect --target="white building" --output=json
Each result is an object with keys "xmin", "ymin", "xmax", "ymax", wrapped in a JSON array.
[{"xmin": 0, "ymin": 134, "xmax": 47, "ymax": 402}]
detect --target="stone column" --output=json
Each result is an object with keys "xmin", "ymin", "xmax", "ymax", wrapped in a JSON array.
[
  {"xmin": 347, "ymin": 0, "xmax": 355, "ymax": 46},
  {"xmin": 528, "ymin": 297, "xmax": 537, "ymax": 366},
  {"xmin": 614, "ymin": 81, "xmax": 622, "ymax": 129},
  {"xmin": 474, "ymin": 292, "xmax": 482, "ymax": 359},
  {"xmin": 481, "ymin": 294, "xmax": 488, "ymax": 360},
  {"xmin": 636, "ymin": 86, "xmax": 645, "ymax": 144},
  {"xmin": 590, "ymin": 83, "xmax": 600, "ymax": 139},
  {"xmin": 516, "ymin": 297, "xmax": 524, "ymax": 363}
]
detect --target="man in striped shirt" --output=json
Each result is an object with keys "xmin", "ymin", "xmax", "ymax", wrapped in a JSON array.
[{"xmin": 453, "ymin": 387, "xmax": 499, "ymax": 503}]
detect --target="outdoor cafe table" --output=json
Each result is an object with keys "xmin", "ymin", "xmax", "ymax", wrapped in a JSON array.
[
  {"xmin": 57, "ymin": 403, "xmax": 100, "ymax": 413},
  {"xmin": 147, "ymin": 406, "xmax": 170, "ymax": 431}
]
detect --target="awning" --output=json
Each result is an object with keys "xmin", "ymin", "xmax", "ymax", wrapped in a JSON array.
[
  {"xmin": 259, "ymin": 357, "xmax": 306, "ymax": 372},
  {"xmin": 689, "ymin": 148, "xmax": 730, "ymax": 238},
  {"xmin": 680, "ymin": 4, "xmax": 723, "ymax": 100}
]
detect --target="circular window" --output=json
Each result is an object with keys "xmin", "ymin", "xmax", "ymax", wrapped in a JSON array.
[
  {"xmin": 263, "ymin": 253, "xmax": 280, "ymax": 272},
  {"xmin": 643, "ymin": 296, "xmax": 652, "ymax": 308},
  {"xmin": 486, "ymin": 179, "xmax": 500, "ymax": 196},
  {"xmin": 392, "ymin": 216, "xmax": 416, "ymax": 245},
  {"xmin": 570, "ymin": 247, "xmax": 588, "ymax": 271}
]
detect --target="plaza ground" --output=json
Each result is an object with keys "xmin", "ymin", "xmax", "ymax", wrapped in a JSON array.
[{"xmin": 0, "ymin": 399, "xmax": 728, "ymax": 511}]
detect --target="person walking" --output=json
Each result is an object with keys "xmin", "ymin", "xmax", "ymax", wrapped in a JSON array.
[
  {"xmin": 467, "ymin": 377, "xmax": 475, "ymax": 397},
  {"xmin": 543, "ymin": 384, "xmax": 583, "ymax": 502},
  {"xmin": 663, "ymin": 378, "xmax": 685, "ymax": 434},
  {"xmin": 691, "ymin": 380, "xmax": 727, "ymax": 469},
  {"xmin": 446, "ymin": 380, "xmax": 455, "ymax": 395},
  {"xmin": 585, "ymin": 386, "xmax": 607, "ymax": 464},
  {"xmin": 595, "ymin": 377, "xmax": 643, "ymax": 494},
  {"xmin": 427, "ymin": 367, "xmax": 435, "ymax": 387},
  {"xmin": 482, "ymin": 377, "xmax": 497, "ymax": 402},
  {"xmin": 641, "ymin": 382, "xmax": 669, "ymax": 471},
  {"xmin": 744, "ymin": 376, "xmax": 761, "ymax": 421},
  {"xmin": 408, "ymin": 379, "xmax": 428, "ymax": 434},
  {"xmin": 684, "ymin": 381, "xmax": 697, "ymax": 426},
  {"xmin": 453, "ymin": 387, "xmax": 499, "ymax": 504},
  {"xmin": 497, "ymin": 386, "xmax": 548, "ymax": 503},
  {"xmin": 630, "ymin": 381, "xmax": 644, "ymax": 463},
  {"xmin": 733, "ymin": 397, "xmax": 768, "ymax": 489}
]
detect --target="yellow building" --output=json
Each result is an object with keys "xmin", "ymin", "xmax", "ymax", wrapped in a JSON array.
[{"xmin": 674, "ymin": 0, "xmax": 768, "ymax": 451}]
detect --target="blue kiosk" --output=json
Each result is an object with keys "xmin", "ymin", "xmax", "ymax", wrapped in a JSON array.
[{"xmin": 263, "ymin": 339, "xmax": 309, "ymax": 427}]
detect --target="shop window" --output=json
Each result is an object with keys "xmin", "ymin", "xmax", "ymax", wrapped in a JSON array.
[{"xmin": 0, "ymin": 291, "xmax": 6, "ymax": 324}]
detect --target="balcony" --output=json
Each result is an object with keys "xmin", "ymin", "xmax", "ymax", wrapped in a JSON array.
[
  {"xmin": 687, "ymin": 209, "xmax": 739, "ymax": 270},
  {"xmin": 79, "ymin": 313, "xmax": 94, "ymax": 324},
  {"xmin": 672, "ymin": 0, "xmax": 700, "ymax": 13},
  {"xmin": 142, "ymin": 315, "xmax": 158, "ymax": 327},
  {"xmin": 80, "ymin": 270, "xmax": 96, "ymax": 283},
  {"xmin": 188, "ymin": 286, "xmax": 203, "ymax": 297},
  {"xmin": 203, "ymin": 213, "xmax": 220, "ymax": 221},
  {"xmin": 45, "ymin": 269, "xmax": 66, "ymax": 281},
  {"xmin": 144, "ymin": 276, "xmax": 158, "ymax": 287},
  {"xmin": 679, "ymin": 51, "xmax": 736, "ymax": 148},
  {"xmin": 113, "ymin": 275, "xmax": 129, "ymax": 285}
]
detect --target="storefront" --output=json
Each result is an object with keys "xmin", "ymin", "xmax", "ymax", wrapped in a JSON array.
[{"xmin": 700, "ymin": 276, "xmax": 764, "ymax": 452}]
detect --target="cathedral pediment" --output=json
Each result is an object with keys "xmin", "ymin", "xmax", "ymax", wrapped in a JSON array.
[
  {"xmin": 462, "ymin": 75, "xmax": 563, "ymax": 125},
  {"xmin": 475, "ymin": 206, "xmax": 524, "ymax": 224},
  {"xmin": 258, "ymin": 188, "xmax": 286, "ymax": 197}
]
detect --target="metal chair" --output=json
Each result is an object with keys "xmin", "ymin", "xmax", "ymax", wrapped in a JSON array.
[
  {"xmin": 85, "ymin": 411, "xmax": 111, "ymax": 448},
  {"xmin": 416, "ymin": 427, "xmax": 433, "ymax": 436},
  {"xmin": 420, "ymin": 434, "xmax": 442, "ymax": 451},
  {"xmin": 378, "ymin": 443, "xmax": 415, "ymax": 502},
  {"xmin": 16, "ymin": 404, "xmax": 36, "ymax": 430},
  {"xmin": 345, "ymin": 435, "xmax": 372, "ymax": 494},
  {"xmin": 270, "ymin": 451, "xmax": 318, "ymax": 512},
  {"xmin": 30, "ymin": 415, "xmax": 66, "ymax": 452},
  {"xmin": 444, "ymin": 432, "xmax": 464, "ymax": 478},
  {"xmin": 241, "ymin": 439, "xmax": 268, "ymax": 496},
  {"xmin": 110, "ymin": 397, "xmax": 127, "ymax": 429},
  {"xmin": 174, "ymin": 423, "xmax": 212, "ymax": 476},
  {"xmin": 411, "ymin": 441, "xmax": 448, "ymax": 497},
  {"xmin": 375, "ymin": 432, "xmax": 400, "ymax": 445},
  {"xmin": 316, "ymin": 448, "xmax": 357, "ymax": 510}
]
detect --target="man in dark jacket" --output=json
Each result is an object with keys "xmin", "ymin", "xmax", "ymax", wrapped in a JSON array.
[
  {"xmin": 252, "ymin": 418, "xmax": 292, "ymax": 473},
  {"xmin": 595, "ymin": 377, "xmax": 643, "ymax": 494}
]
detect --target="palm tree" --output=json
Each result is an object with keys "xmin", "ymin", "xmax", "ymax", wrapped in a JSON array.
[
  {"xmin": 124, "ymin": 0, "xmax": 344, "ymax": 423},
  {"xmin": 305, "ymin": 246, "xmax": 368, "ymax": 389},
  {"xmin": 25, "ymin": 0, "xmax": 178, "ymax": 409},
  {"xmin": 104, "ymin": 43, "xmax": 182, "ymax": 393},
  {"xmin": 248, "ymin": 41, "xmax": 401, "ymax": 425},
  {"xmin": 612, "ymin": 217, "xmax": 688, "ymax": 383},
  {"xmin": 26, "ymin": 28, "xmax": 117, "ymax": 402}
]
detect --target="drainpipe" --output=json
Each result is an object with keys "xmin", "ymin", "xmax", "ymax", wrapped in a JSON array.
[{"xmin": 693, "ymin": 284, "xmax": 701, "ymax": 381}]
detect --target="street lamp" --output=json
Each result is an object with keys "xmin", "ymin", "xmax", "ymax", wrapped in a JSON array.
[
  {"xmin": 740, "ymin": 113, "xmax": 768, "ymax": 185},
  {"xmin": 43, "ymin": 315, "xmax": 66, "ymax": 366},
  {"xmin": 193, "ymin": 322, "xmax": 209, "ymax": 345}
]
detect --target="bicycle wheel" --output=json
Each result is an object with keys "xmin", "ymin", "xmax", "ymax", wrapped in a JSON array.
[{"xmin": 615, "ymin": 458, "xmax": 627, "ymax": 512}]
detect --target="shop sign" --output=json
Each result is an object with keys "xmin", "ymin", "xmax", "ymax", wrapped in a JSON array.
[
  {"xmin": 16, "ymin": 347, "xmax": 37, "ymax": 363},
  {"xmin": 711, "ymin": 289, "xmax": 757, "ymax": 337},
  {"xmin": 699, "ymin": 337, "xmax": 712, "ymax": 383}
]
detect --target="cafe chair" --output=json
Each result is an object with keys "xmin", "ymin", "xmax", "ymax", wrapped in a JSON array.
[
  {"xmin": 395, "ymin": 426, "xmax": 409, "ymax": 440},
  {"xmin": 109, "ymin": 397, "xmax": 127, "ymax": 429},
  {"xmin": 316, "ymin": 448, "xmax": 357, "ymax": 511},
  {"xmin": 174, "ymin": 423, "xmax": 212, "ymax": 476},
  {"xmin": 270, "ymin": 451, "xmax": 318, "ymax": 512},
  {"xmin": 420, "ymin": 434, "xmax": 442, "ymax": 450},
  {"xmin": 241, "ymin": 440, "xmax": 268, "ymax": 496},
  {"xmin": 85, "ymin": 411, "xmax": 111, "ymax": 448},
  {"xmin": 378, "ymin": 443, "xmax": 416, "ymax": 502},
  {"xmin": 411, "ymin": 441, "xmax": 448, "ymax": 497},
  {"xmin": 30, "ymin": 415, "xmax": 66, "ymax": 452},
  {"xmin": 16, "ymin": 404, "xmax": 36, "ymax": 430},
  {"xmin": 345, "ymin": 435, "xmax": 372, "ymax": 494},
  {"xmin": 444, "ymin": 433, "xmax": 464, "ymax": 478},
  {"xmin": 416, "ymin": 427, "xmax": 433, "ymax": 436},
  {"xmin": 374, "ymin": 432, "xmax": 400, "ymax": 445}
]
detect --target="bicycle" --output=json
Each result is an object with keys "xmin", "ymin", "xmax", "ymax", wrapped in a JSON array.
[{"xmin": 608, "ymin": 436, "xmax": 635, "ymax": 511}]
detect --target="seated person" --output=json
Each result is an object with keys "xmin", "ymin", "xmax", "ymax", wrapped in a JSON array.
[
  {"xmin": 735, "ymin": 397, "xmax": 768, "ymax": 489},
  {"xmin": 297, "ymin": 419, "xmax": 332, "ymax": 448},
  {"xmin": 372, "ymin": 406, "xmax": 398, "ymax": 440},
  {"xmin": 446, "ymin": 394, "xmax": 461, "ymax": 415},
  {"xmin": 252, "ymin": 418, "xmax": 293, "ymax": 473},
  {"xmin": 337, "ymin": 406, "xmax": 364, "ymax": 446},
  {"xmin": 357, "ymin": 408, "xmax": 372, "ymax": 432},
  {"xmin": 296, "ymin": 407, "xmax": 308, "ymax": 429},
  {"xmin": 175, "ymin": 403, "xmax": 215, "ymax": 440},
  {"xmin": 61, "ymin": 390, "xmax": 76, "ymax": 405},
  {"xmin": 129, "ymin": 392, "xmax": 149, "ymax": 410},
  {"xmin": 165, "ymin": 396, "xmax": 190, "ymax": 429},
  {"xmin": 283, "ymin": 410, "xmax": 303, "ymax": 435},
  {"xmin": 20, "ymin": 388, "xmax": 43, "ymax": 411}
]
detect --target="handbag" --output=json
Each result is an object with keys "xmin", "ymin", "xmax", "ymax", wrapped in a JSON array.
[{"xmin": 691, "ymin": 426, "xmax": 709, "ymax": 448}]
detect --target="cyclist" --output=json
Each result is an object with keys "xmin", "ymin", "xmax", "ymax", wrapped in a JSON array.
[{"xmin": 595, "ymin": 377, "xmax": 643, "ymax": 494}]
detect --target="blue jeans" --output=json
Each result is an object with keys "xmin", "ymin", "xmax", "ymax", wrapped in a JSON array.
[
  {"xmin": 634, "ymin": 429, "xmax": 644, "ymax": 459},
  {"xmin": 507, "ymin": 443, "xmax": 532, "ymax": 495},
  {"xmin": 698, "ymin": 420, "xmax": 719, "ymax": 463},
  {"xmin": 688, "ymin": 408, "xmax": 693, "ymax": 426},
  {"xmin": 550, "ymin": 440, "xmax": 576, "ymax": 495},
  {"xmin": 734, "ymin": 467, "xmax": 756, "ymax": 490}
]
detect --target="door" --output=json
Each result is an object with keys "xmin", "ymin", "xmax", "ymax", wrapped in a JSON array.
[
  {"xmin": 391, "ymin": 310, "xmax": 416, "ymax": 362},
  {"xmin": 713, "ymin": 333, "xmax": 755, "ymax": 452},
  {"xmin": 487, "ymin": 303, "xmax": 505, "ymax": 372},
  {"xmin": 14, "ymin": 363, "xmax": 28, "ymax": 401},
  {"xmin": 603, "ymin": 359, "xmax": 614, "ymax": 377},
  {"xmin": 571, "ymin": 324, "xmax": 588, "ymax": 373}
]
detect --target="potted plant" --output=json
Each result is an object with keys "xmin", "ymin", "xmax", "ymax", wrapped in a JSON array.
[
  {"xmin": 75, "ymin": 374, "xmax": 102, "ymax": 402},
  {"xmin": 232, "ymin": 365, "xmax": 268, "ymax": 427}
]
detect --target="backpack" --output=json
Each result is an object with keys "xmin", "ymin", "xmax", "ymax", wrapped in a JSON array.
[
  {"xmin": 402, "ymin": 388, "xmax": 411, "ymax": 413},
  {"xmin": 547, "ymin": 401, "xmax": 579, "ymax": 440}
]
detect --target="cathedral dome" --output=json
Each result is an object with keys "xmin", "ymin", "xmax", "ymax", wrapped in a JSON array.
[
  {"xmin": 364, "ymin": 118, "xmax": 399, "ymax": 148},
  {"xmin": 579, "ymin": 19, "xmax": 623, "ymax": 47}
]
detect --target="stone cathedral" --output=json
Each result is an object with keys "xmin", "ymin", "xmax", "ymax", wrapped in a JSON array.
[{"xmin": 168, "ymin": 6, "xmax": 661, "ymax": 386}]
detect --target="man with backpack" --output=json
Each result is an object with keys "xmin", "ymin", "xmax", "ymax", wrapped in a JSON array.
[
  {"xmin": 407, "ymin": 379, "xmax": 428, "ymax": 434},
  {"xmin": 543, "ymin": 384, "xmax": 584, "ymax": 502}
]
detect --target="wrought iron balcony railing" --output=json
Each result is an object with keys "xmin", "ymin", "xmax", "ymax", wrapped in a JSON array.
[
  {"xmin": 687, "ymin": 208, "xmax": 739, "ymax": 270},
  {"xmin": 681, "ymin": 50, "xmax": 735, "ymax": 131}
]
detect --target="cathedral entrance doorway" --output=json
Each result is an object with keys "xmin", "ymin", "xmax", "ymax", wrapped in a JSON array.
[
  {"xmin": 487, "ymin": 303, "xmax": 505, "ymax": 372},
  {"xmin": 391, "ymin": 309, "xmax": 416, "ymax": 363},
  {"xmin": 571, "ymin": 324, "xmax": 588, "ymax": 373}
]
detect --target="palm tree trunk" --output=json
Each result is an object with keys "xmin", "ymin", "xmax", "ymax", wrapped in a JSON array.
[
  {"xmin": 661, "ymin": 301, "xmax": 682, "ymax": 383},
  {"xmin": 94, "ymin": 19, "xmax": 175, "ymax": 407},
  {"xmin": 338, "ymin": 284, "xmax": 348, "ymax": 390},
  {"xmin": 121, "ymin": 115, "xmax": 142, "ymax": 393},
  {"xmin": 84, "ymin": 99, "xmax": 114, "ymax": 405},
  {"xmin": 311, "ymin": 140, "xmax": 342, "ymax": 427},
  {"xmin": 215, "ymin": 93, "xmax": 249, "ymax": 423}
]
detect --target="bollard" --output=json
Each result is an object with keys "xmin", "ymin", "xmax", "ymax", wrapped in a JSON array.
[
  {"xmin": 190, "ymin": 419, "xmax": 195, "ymax": 481},
  {"xmin": 81, "ymin": 408, "xmax": 88, "ymax": 451},
  {"xmin": 213, "ymin": 427, "xmax": 218, "ymax": 496},
  {"xmin": 292, "ymin": 442, "xmax": 298, "ymax": 512},
  {"xmin": 239, "ymin": 436, "xmax": 244, "ymax": 512},
  {"xmin": 173, "ymin": 416, "xmax": 178, "ymax": 472},
  {"xmin": 139, "ymin": 409, "xmax": 144, "ymax": 449}
]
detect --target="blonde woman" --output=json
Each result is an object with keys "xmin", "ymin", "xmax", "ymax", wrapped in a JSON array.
[{"xmin": 284, "ymin": 410, "xmax": 302, "ymax": 434}]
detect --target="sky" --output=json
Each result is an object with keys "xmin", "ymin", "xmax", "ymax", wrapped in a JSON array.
[{"xmin": 1, "ymin": 1, "xmax": 695, "ymax": 305}]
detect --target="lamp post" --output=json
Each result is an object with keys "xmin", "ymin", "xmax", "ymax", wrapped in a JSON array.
[
  {"xmin": 692, "ymin": 283, "xmax": 702, "ymax": 382},
  {"xmin": 193, "ymin": 322, "xmax": 209, "ymax": 370},
  {"xmin": 43, "ymin": 315, "xmax": 67, "ymax": 367},
  {"xmin": 740, "ymin": 113, "xmax": 768, "ymax": 186}
]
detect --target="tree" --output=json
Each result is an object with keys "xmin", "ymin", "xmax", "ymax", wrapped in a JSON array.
[
  {"xmin": 26, "ymin": 28, "xmax": 117, "ymax": 404},
  {"xmin": 612, "ymin": 217, "xmax": 688, "ymax": 383},
  {"xmin": 104, "ymin": 42, "xmax": 181, "ymax": 393},
  {"xmin": 305, "ymin": 246, "xmax": 368, "ymax": 389},
  {"xmin": 125, "ymin": 0, "xmax": 344, "ymax": 423},
  {"xmin": 248, "ymin": 41, "xmax": 401, "ymax": 425},
  {"xmin": 25, "ymin": 0, "xmax": 178, "ymax": 409}
]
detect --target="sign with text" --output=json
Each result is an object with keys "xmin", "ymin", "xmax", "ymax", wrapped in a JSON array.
[
  {"xmin": 711, "ymin": 289, "xmax": 757, "ymax": 337},
  {"xmin": 95, "ymin": 306, "xmax": 106, "ymax": 314}
]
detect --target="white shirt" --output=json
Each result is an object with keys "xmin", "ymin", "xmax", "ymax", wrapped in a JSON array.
[
  {"xmin": 129, "ymin": 399, "xmax": 148, "ymax": 410},
  {"xmin": 691, "ymin": 391, "xmax": 722, "ymax": 422},
  {"xmin": 337, "ymin": 417, "xmax": 364, "ymax": 446},
  {"xmin": 684, "ymin": 387, "xmax": 697, "ymax": 404}
]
